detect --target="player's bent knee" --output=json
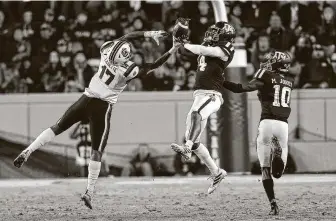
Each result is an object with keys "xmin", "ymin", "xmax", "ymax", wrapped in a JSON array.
[{"xmin": 191, "ymin": 142, "xmax": 200, "ymax": 151}]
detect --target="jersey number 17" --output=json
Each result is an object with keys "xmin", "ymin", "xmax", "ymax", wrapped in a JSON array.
[
  {"xmin": 99, "ymin": 64, "xmax": 139, "ymax": 86},
  {"xmin": 272, "ymin": 85, "xmax": 291, "ymax": 107}
]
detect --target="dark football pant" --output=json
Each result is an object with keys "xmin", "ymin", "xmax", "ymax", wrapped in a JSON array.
[{"xmin": 54, "ymin": 95, "xmax": 112, "ymax": 153}]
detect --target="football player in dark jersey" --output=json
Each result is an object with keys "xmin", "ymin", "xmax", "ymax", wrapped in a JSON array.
[
  {"xmin": 171, "ymin": 21, "xmax": 236, "ymax": 194},
  {"xmin": 222, "ymin": 50, "xmax": 294, "ymax": 215}
]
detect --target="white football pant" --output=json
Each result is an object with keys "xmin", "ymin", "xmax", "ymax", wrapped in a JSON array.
[
  {"xmin": 185, "ymin": 90, "xmax": 223, "ymax": 143},
  {"xmin": 256, "ymin": 119, "xmax": 289, "ymax": 168}
]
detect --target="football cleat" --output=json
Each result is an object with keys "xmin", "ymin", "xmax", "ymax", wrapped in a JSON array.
[
  {"xmin": 13, "ymin": 149, "xmax": 31, "ymax": 168},
  {"xmin": 171, "ymin": 143, "xmax": 192, "ymax": 161},
  {"xmin": 81, "ymin": 190, "xmax": 93, "ymax": 209},
  {"xmin": 207, "ymin": 168, "xmax": 227, "ymax": 194},
  {"xmin": 271, "ymin": 137, "xmax": 284, "ymax": 179},
  {"xmin": 269, "ymin": 200, "xmax": 279, "ymax": 215}
]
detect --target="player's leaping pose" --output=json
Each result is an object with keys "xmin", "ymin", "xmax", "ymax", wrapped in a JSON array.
[
  {"xmin": 171, "ymin": 21, "xmax": 236, "ymax": 194},
  {"xmin": 222, "ymin": 50, "xmax": 294, "ymax": 215},
  {"xmin": 13, "ymin": 29, "xmax": 181, "ymax": 209}
]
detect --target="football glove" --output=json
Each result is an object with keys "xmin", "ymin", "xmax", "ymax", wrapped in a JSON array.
[
  {"xmin": 172, "ymin": 17, "xmax": 191, "ymax": 44},
  {"xmin": 144, "ymin": 31, "xmax": 169, "ymax": 46}
]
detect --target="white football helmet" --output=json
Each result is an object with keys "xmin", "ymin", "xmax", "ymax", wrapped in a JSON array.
[{"xmin": 107, "ymin": 40, "xmax": 132, "ymax": 65}]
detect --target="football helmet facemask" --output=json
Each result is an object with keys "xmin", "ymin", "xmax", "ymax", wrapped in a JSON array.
[
  {"xmin": 260, "ymin": 50, "xmax": 292, "ymax": 72},
  {"xmin": 203, "ymin": 22, "xmax": 236, "ymax": 45}
]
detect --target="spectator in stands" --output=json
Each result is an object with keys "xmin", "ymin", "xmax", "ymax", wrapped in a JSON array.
[
  {"xmin": 86, "ymin": 32, "xmax": 104, "ymax": 59},
  {"xmin": 20, "ymin": 11, "xmax": 36, "ymax": 41},
  {"xmin": 279, "ymin": 1, "xmax": 310, "ymax": 31},
  {"xmin": 315, "ymin": 6, "xmax": 336, "ymax": 45},
  {"xmin": 0, "ymin": 62, "xmax": 20, "ymax": 93},
  {"xmin": 308, "ymin": 1, "xmax": 333, "ymax": 30},
  {"xmin": 56, "ymin": 39, "xmax": 72, "ymax": 70},
  {"xmin": 242, "ymin": 1, "xmax": 276, "ymax": 31},
  {"xmin": 18, "ymin": 58, "xmax": 35, "ymax": 93},
  {"xmin": 265, "ymin": 12, "xmax": 294, "ymax": 51},
  {"xmin": 291, "ymin": 34, "xmax": 314, "ymax": 66},
  {"xmin": 65, "ymin": 52, "xmax": 93, "ymax": 92},
  {"xmin": 0, "ymin": 10, "xmax": 9, "ymax": 63},
  {"xmin": 152, "ymin": 66, "xmax": 174, "ymax": 91},
  {"xmin": 42, "ymin": 8, "xmax": 59, "ymax": 39},
  {"xmin": 186, "ymin": 70, "xmax": 196, "ymax": 90},
  {"xmin": 7, "ymin": 28, "xmax": 31, "ymax": 64},
  {"xmin": 41, "ymin": 51, "xmax": 65, "ymax": 92},
  {"xmin": 172, "ymin": 67, "xmax": 187, "ymax": 91},
  {"xmin": 251, "ymin": 32, "xmax": 272, "ymax": 71},
  {"xmin": 228, "ymin": 2, "xmax": 244, "ymax": 38},
  {"xmin": 31, "ymin": 23, "xmax": 55, "ymax": 68},
  {"xmin": 97, "ymin": 9, "xmax": 121, "ymax": 41},
  {"xmin": 191, "ymin": 1, "xmax": 214, "ymax": 44},
  {"xmin": 69, "ymin": 11, "xmax": 92, "ymax": 49},
  {"xmin": 299, "ymin": 44, "xmax": 334, "ymax": 88},
  {"xmin": 121, "ymin": 143, "xmax": 158, "ymax": 177}
]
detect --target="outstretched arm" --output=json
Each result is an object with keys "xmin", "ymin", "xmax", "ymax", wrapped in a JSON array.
[
  {"xmin": 136, "ymin": 45, "xmax": 181, "ymax": 79},
  {"xmin": 119, "ymin": 31, "xmax": 168, "ymax": 45},
  {"xmin": 223, "ymin": 78, "xmax": 264, "ymax": 93},
  {"xmin": 183, "ymin": 44, "xmax": 229, "ymax": 61}
]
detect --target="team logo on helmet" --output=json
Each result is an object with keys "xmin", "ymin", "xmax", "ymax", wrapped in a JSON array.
[
  {"xmin": 204, "ymin": 22, "xmax": 236, "ymax": 44},
  {"xmin": 121, "ymin": 47, "xmax": 131, "ymax": 59},
  {"xmin": 260, "ymin": 51, "xmax": 291, "ymax": 72}
]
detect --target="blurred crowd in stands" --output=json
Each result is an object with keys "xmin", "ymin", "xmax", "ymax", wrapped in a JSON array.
[{"xmin": 0, "ymin": 0, "xmax": 336, "ymax": 93}]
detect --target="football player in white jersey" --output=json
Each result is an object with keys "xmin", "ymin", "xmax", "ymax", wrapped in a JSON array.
[{"xmin": 13, "ymin": 28, "xmax": 182, "ymax": 209}]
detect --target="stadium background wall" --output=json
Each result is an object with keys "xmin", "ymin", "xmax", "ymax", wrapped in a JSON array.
[{"xmin": 0, "ymin": 90, "xmax": 336, "ymax": 173}]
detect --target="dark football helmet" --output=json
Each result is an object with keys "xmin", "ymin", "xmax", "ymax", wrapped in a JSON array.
[
  {"xmin": 203, "ymin": 21, "xmax": 236, "ymax": 45},
  {"xmin": 260, "ymin": 50, "xmax": 292, "ymax": 72}
]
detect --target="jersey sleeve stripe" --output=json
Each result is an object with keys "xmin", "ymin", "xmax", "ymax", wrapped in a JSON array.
[
  {"xmin": 224, "ymin": 42, "xmax": 234, "ymax": 51},
  {"xmin": 222, "ymin": 47, "xmax": 231, "ymax": 56},
  {"xmin": 124, "ymin": 63, "xmax": 137, "ymax": 77},
  {"xmin": 254, "ymin": 69, "xmax": 265, "ymax": 79}
]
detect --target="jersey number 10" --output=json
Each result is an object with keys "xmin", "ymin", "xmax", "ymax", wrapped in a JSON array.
[{"xmin": 273, "ymin": 85, "xmax": 291, "ymax": 107}]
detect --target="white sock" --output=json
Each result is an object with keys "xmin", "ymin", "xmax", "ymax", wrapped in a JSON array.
[
  {"xmin": 26, "ymin": 128, "xmax": 55, "ymax": 154},
  {"xmin": 185, "ymin": 140, "xmax": 193, "ymax": 149},
  {"xmin": 193, "ymin": 143, "xmax": 219, "ymax": 175},
  {"xmin": 86, "ymin": 160, "xmax": 101, "ymax": 196}
]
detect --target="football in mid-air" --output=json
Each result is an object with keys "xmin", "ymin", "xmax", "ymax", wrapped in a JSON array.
[{"xmin": 172, "ymin": 17, "xmax": 190, "ymax": 43}]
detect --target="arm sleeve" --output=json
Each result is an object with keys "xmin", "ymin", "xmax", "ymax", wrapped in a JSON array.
[
  {"xmin": 100, "ymin": 41, "xmax": 113, "ymax": 54},
  {"xmin": 222, "ymin": 78, "xmax": 264, "ymax": 93},
  {"xmin": 184, "ymin": 44, "xmax": 228, "ymax": 61},
  {"xmin": 118, "ymin": 31, "xmax": 146, "ymax": 41},
  {"xmin": 136, "ymin": 48, "xmax": 176, "ymax": 79}
]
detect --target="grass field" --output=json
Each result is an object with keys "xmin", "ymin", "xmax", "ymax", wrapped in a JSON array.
[{"xmin": 0, "ymin": 174, "xmax": 335, "ymax": 221}]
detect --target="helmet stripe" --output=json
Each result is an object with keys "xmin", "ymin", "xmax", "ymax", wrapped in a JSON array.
[{"xmin": 110, "ymin": 40, "xmax": 125, "ymax": 62}]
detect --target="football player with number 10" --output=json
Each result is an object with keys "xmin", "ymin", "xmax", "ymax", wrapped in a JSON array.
[{"xmin": 222, "ymin": 50, "xmax": 294, "ymax": 215}]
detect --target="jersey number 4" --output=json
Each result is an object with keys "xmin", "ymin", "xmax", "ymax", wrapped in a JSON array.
[
  {"xmin": 198, "ymin": 56, "xmax": 207, "ymax": 71},
  {"xmin": 272, "ymin": 85, "xmax": 291, "ymax": 107}
]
